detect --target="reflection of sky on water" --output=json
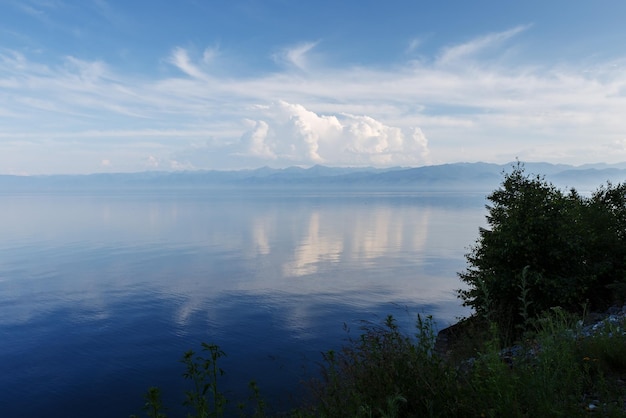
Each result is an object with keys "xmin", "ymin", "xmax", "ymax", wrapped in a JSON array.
[{"xmin": 0, "ymin": 191, "xmax": 486, "ymax": 417}]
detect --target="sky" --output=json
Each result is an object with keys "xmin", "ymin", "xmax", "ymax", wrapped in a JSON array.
[{"xmin": 2, "ymin": 1, "xmax": 626, "ymax": 174}]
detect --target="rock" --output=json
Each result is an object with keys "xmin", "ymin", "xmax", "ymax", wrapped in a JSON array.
[{"xmin": 434, "ymin": 316, "xmax": 488, "ymax": 362}]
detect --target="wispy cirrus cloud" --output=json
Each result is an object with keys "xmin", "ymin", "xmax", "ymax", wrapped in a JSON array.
[
  {"xmin": 168, "ymin": 47, "xmax": 207, "ymax": 79},
  {"xmin": 405, "ymin": 37, "xmax": 423, "ymax": 54},
  {"xmin": 436, "ymin": 24, "xmax": 531, "ymax": 66},
  {"xmin": 2, "ymin": 25, "xmax": 626, "ymax": 173},
  {"xmin": 273, "ymin": 41, "xmax": 319, "ymax": 70}
]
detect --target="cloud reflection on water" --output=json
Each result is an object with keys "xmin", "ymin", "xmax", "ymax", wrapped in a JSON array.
[
  {"xmin": 0, "ymin": 190, "xmax": 488, "ymax": 417},
  {"xmin": 0, "ymin": 191, "xmax": 486, "ymax": 327}
]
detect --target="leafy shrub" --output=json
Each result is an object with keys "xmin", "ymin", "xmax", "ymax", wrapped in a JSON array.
[
  {"xmin": 132, "ymin": 343, "xmax": 266, "ymax": 418},
  {"xmin": 459, "ymin": 162, "xmax": 626, "ymax": 340},
  {"xmin": 135, "ymin": 313, "xmax": 626, "ymax": 417},
  {"xmin": 308, "ymin": 315, "xmax": 461, "ymax": 417},
  {"xmin": 464, "ymin": 308, "xmax": 626, "ymax": 417},
  {"xmin": 305, "ymin": 311, "xmax": 626, "ymax": 417}
]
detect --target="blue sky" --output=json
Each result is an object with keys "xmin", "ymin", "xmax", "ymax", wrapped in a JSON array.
[{"xmin": 2, "ymin": 1, "xmax": 626, "ymax": 174}]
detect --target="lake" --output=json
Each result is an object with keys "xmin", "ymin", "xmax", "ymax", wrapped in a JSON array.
[{"xmin": 0, "ymin": 188, "xmax": 487, "ymax": 417}]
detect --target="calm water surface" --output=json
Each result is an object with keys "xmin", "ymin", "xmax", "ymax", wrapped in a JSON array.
[{"xmin": 0, "ymin": 189, "xmax": 486, "ymax": 417}]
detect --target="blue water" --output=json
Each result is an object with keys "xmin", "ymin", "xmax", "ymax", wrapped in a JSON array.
[{"xmin": 0, "ymin": 189, "xmax": 486, "ymax": 417}]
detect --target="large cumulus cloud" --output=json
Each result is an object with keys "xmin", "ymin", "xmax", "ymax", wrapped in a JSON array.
[{"xmin": 237, "ymin": 101, "xmax": 430, "ymax": 167}]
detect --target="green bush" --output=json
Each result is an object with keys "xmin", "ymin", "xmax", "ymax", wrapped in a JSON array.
[
  {"xmin": 134, "ymin": 164, "xmax": 626, "ymax": 416},
  {"xmin": 305, "ymin": 311, "xmax": 626, "ymax": 417},
  {"xmin": 132, "ymin": 343, "xmax": 266, "ymax": 418},
  {"xmin": 135, "ymin": 313, "xmax": 626, "ymax": 417},
  {"xmin": 459, "ymin": 162, "xmax": 626, "ymax": 340},
  {"xmin": 307, "ymin": 315, "xmax": 461, "ymax": 417}
]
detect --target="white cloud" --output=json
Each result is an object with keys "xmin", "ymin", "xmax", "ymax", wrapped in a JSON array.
[
  {"xmin": 606, "ymin": 139, "xmax": 626, "ymax": 159},
  {"xmin": 202, "ymin": 46, "xmax": 219, "ymax": 64},
  {"xmin": 275, "ymin": 100, "xmax": 338, "ymax": 163},
  {"xmin": 406, "ymin": 37, "xmax": 423, "ymax": 54},
  {"xmin": 63, "ymin": 56, "xmax": 108, "ymax": 82},
  {"xmin": 3, "ymin": 24, "xmax": 626, "ymax": 173},
  {"xmin": 233, "ymin": 101, "xmax": 431, "ymax": 166},
  {"xmin": 169, "ymin": 159, "xmax": 194, "ymax": 170},
  {"xmin": 240, "ymin": 119, "xmax": 274, "ymax": 158},
  {"xmin": 143, "ymin": 154, "xmax": 194, "ymax": 171},
  {"xmin": 168, "ymin": 47, "xmax": 206, "ymax": 79},
  {"xmin": 273, "ymin": 41, "xmax": 319, "ymax": 70},
  {"xmin": 146, "ymin": 155, "xmax": 159, "ymax": 168},
  {"xmin": 437, "ymin": 24, "xmax": 531, "ymax": 66}
]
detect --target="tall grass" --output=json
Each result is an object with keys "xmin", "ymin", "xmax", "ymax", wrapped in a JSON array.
[
  {"xmin": 133, "ymin": 312, "xmax": 626, "ymax": 417},
  {"xmin": 305, "ymin": 314, "xmax": 460, "ymax": 417},
  {"xmin": 303, "ymin": 311, "xmax": 626, "ymax": 417}
]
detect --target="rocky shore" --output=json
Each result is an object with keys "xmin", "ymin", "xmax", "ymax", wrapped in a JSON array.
[{"xmin": 435, "ymin": 304, "xmax": 626, "ymax": 361}]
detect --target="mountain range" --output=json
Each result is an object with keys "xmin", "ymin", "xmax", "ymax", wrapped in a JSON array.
[{"xmin": 2, "ymin": 162, "xmax": 626, "ymax": 192}]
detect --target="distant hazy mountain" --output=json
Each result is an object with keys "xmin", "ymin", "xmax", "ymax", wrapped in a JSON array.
[{"xmin": 2, "ymin": 162, "xmax": 626, "ymax": 192}]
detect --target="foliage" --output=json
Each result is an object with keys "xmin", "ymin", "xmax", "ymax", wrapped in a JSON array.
[
  {"xmin": 576, "ymin": 314, "xmax": 626, "ymax": 379},
  {"xmin": 459, "ymin": 162, "xmax": 626, "ymax": 339},
  {"xmin": 133, "ymin": 164, "xmax": 626, "ymax": 416},
  {"xmin": 307, "ymin": 314, "xmax": 462, "ymax": 417},
  {"xmin": 305, "ymin": 312, "xmax": 626, "ymax": 417},
  {"xmin": 181, "ymin": 343, "xmax": 228, "ymax": 418},
  {"xmin": 135, "ymin": 387, "xmax": 167, "ymax": 418},
  {"xmin": 134, "ymin": 312, "xmax": 626, "ymax": 417},
  {"xmin": 459, "ymin": 308, "xmax": 626, "ymax": 417},
  {"xmin": 132, "ymin": 343, "xmax": 234, "ymax": 418}
]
